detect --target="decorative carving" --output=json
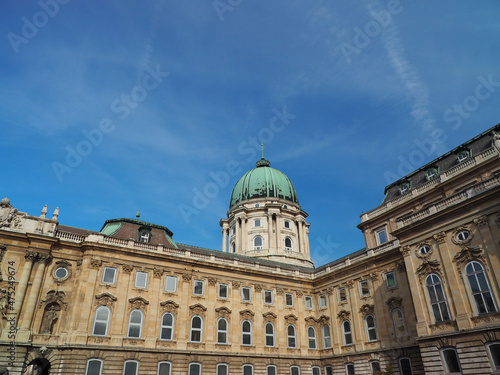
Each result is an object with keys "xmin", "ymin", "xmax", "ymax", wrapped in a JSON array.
[
  {"xmin": 451, "ymin": 226, "xmax": 473, "ymax": 247},
  {"xmin": 400, "ymin": 246, "xmax": 411, "ymax": 257},
  {"xmin": 39, "ymin": 302, "xmax": 60, "ymax": 334},
  {"xmin": 160, "ymin": 300, "xmax": 179, "ymax": 312},
  {"xmin": 415, "ymin": 242, "xmax": 433, "ymax": 259},
  {"xmin": 369, "ymin": 272, "xmax": 378, "ymax": 281},
  {"xmin": 396, "ymin": 261, "xmax": 406, "ymax": 273},
  {"xmin": 254, "ymin": 284, "xmax": 263, "ymax": 292},
  {"xmin": 359, "ymin": 304, "xmax": 374, "ymax": 317},
  {"xmin": 129, "ymin": 296, "xmax": 149, "ymax": 310},
  {"xmin": 25, "ymin": 250, "xmax": 38, "ymax": 261},
  {"xmin": 153, "ymin": 268, "xmax": 164, "ymax": 278},
  {"xmin": 295, "ymin": 290, "xmax": 303, "ymax": 297},
  {"xmin": 345, "ymin": 280, "xmax": 354, "ymax": 289},
  {"xmin": 232, "ymin": 280, "xmax": 241, "ymax": 288},
  {"xmin": 76, "ymin": 259, "xmax": 83, "ymax": 267},
  {"xmin": 95, "ymin": 292, "xmax": 117, "ymax": 306},
  {"xmin": 0, "ymin": 197, "xmax": 18, "ymax": 228},
  {"xmin": 284, "ymin": 314, "xmax": 298, "ymax": 323},
  {"xmin": 189, "ymin": 303, "xmax": 207, "ymax": 316},
  {"xmin": 337, "ymin": 309, "xmax": 350, "ymax": 321},
  {"xmin": 182, "ymin": 273, "xmax": 192, "ymax": 281},
  {"xmin": 454, "ymin": 247, "xmax": 486, "ymax": 274},
  {"xmin": 416, "ymin": 259, "xmax": 442, "ymax": 280},
  {"xmin": 433, "ymin": 232, "xmax": 447, "ymax": 244},
  {"xmin": 215, "ymin": 306, "xmax": 232, "ymax": 317},
  {"xmin": 326, "ymin": 287, "xmax": 334, "ymax": 295},
  {"xmin": 90, "ymin": 259, "xmax": 102, "ymax": 268},
  {"xmin": 0, "ymin": 288, "xmax": 8, "ymax": 319},
  {"xmin": 276, "ymin": 288, "xmax": 284, "ymax": 295},
  {"xmin": 471, "ymin": 312, "xmax": 500, "ymax": 325},
  {"xmin": 39, "ymin": 290, "xmax": 68, "ymax": 311},
  {"xmin": 262, "ymin": 312, "xmax": 277, "ymax": 321},
  {"xmin": 493, "ymin": 131, "xmax": 500, "ymax": 153},
  {"xmin": 207, "ymin": 277, "xmax": 217, "ymax": 286},
  {"xmin": 239, "ymin": 309, "xmax": 255, "ymax": 321},
  {"xmin": 473, "ymin": 215, "xmax": 488, "ymax": 228},
  {"xmin": 38, "ymin": 253, "xmax": 53, "ymax": 265},
  {"xmin": 429, "ymin": 321, "xmax": 457, "ymax": 333},
  {"xmin": 386, "ymin": 296, "xmax": 403, "ymax": 309},
  {"xmin": 122, "ymin": 264, "xmax": 133, "ymax": 273}
]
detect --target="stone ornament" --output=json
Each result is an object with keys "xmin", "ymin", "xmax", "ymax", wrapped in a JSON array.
[
  {"xmin": 39, "ymin": 290, "xmax": 68, "ymax": 311},
  {"xmin": 0, "ymin": 197, "xmax": 18, "ymax": 228},
  {"xmin": 337, "ymin": 309, "xmax": 350, "ymax": 321},
  {"xmin": 473, "ymin": 215, "xmax": 488, "ymax": 228},
  {"xmin": 262, "ymin": 311, "xmax": 277, "ymax": 321},
  {"xmin": 189, "ymin": 303, "xmax": 207, "ymax": 316},
  {"xmin": 284, "ymin": 314, "xmax": 298, "ymax": 323},
  {"xmin": 254, "ymin": 284, "xmax": 263, "ymax": 292},
  {"xmin": 153, "ymin": 268, "xmax": 164, "ymax": 277},
  {"xmin": 215, "ymin": 306, "xmax": 232, "ymax": 317},
  {"xmin": 90, "ymin": 259, "xmax": 102, "ymax": 269},
  {"xmin": 239, "ymin": 309, "xmax": 255, "ymax": 321},
  {"xmin": 122, "ymin": 264, "xmax": 133, "ymax": 273},
  {"xmin": 40, "ymin": 302, "xmax": 60, "ymax": 334},
  {"xmin": 400, "ymin": 246, "xmax": 411, "ymax": 257},
  {"xmin": 359, "ymin": 304, "xmax": 374, "ymax": 317},
  {"xmin": 208, "ymin": 277, "xmax": 217, "ymax": 286},
  {"xmin": 95, "ymin": 292, "xmax": 117, "ymax": 307},
  {"xmin": 160, "ymin": 300, "xmax": 179, "ymax": 313},
  {"xmin": 416, "ymin": 259, "xmax": 442, "ymax": 281},
  {"xmin": 454, "ymin": 247, "xmax": 486, "ymax": 274},
  {"xmin": 433, "ymin": 232, "xmax": 447, "ymax": 244},
  {"xmin": 129, "ymin": 296, "xmax": 149, "ymax": 310},
  {"xmin": 386, "ymin": 296, "xmax": 403, "ymax": 309}
]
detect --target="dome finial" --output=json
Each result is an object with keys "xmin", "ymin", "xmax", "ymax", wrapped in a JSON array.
[
  {"xmin": 256, "ymin": 142, "xmax": 271, "ymax": 167},
  {"xmin": 261, "ymin": 142, "xmax": 264, "ymax": 159},
  {"xmin": 136, "ymin": 209, "xmax": 141, "ymax": 218}
]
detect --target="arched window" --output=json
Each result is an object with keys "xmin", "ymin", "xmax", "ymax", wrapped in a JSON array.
[
  {"xmin": 243, "ymin": 364, "xmax": 253, "ymax": 375},
  {"xmin": 190, "ymin": 315, "xmax": 203, "ymax": 342},
  {"xmin": 160, "ymin": 312, "xmax": 174, "ymax": 341},
  {"xmin": 290, "ymin": 366, "xmax": 300, "ymax": 375},
  {"xmin": 398, "ymin": 357, "xmax": 413, "ymax": 375},
  {"xmin": 267, "ymin": 365, "xmax": 277, "ymax": 375},
  {"xmin": 343, "ymin": 320, "xmax": 353, "ymax": 345},
  {"xmin": 231, "ymin": 242, "xmax": 236, "ymax": 253},
  {"xmin": 465, "ymin": 261, "xmax": 497, "ymax": 314},
  {"xmin": 92, "ymin": 306, "xmax": 110, "ymax": 336},
  {"xmin": 307, "ymin": 326, "xmax": 317, "ymax": 349},
  {"xmin": 242, "ymin": 320, "xmax": 252, "ymax": 345},
  {"xmin": 370, "ymin": 361, "xmax": 381, "ymax": 374},
  {"xmin": 254, "ymin": 236, "xmax": 263, "ymax": 250},
  {"xmin": 392, "ymin": 308, "xmax": 406, "ymax": 337},
  {"xmin": 285, "ymin": 237, "xmax": 292, "ymax": 251},
  {"xmin": 158, "ymin": 361, "xmax": 172, "ymax": 375},
  {"xmin": 265, "ymin": 322, "xmax": 275, "ymax": 347},
  {"xmin": 127, "ymin": 309, "xmax": 143, "ymax": 338},
  {"xmin": 217, "ymin": 363, "xmax": 229, "ymax": 375},
  {"xmin": 123, "ymin": 360, "xmax": 139, "ymax": 375},
  {"xmin": 217, "ymin": 317, "xmax": 228, "ymax": 344},
  {"xmin": 287, "ymin": 324, "xmax": 297, "ymax": 348},
  {"xmin": 322, "ymin": 324, "xmax": 332, "ymax": 348},
  {"xmin": 426, "ymin": 274, "xmax": 451, "ymax": 322},
  {"xmin": 85, "ymin": 359, "xmax": 103, "ymax": 375},
  {"xmin": 365, "ymin": 315, "xmax": 377, "ymax": 341},
  {"xmin": 189, "ymin": 363, "xmax": 202, "ymax": 375}
]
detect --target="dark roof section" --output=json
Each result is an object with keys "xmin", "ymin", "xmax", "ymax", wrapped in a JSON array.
[
  {"xmin": 100, "ymin": 218, "xmax": 174, "ymax": 237},
  {"xmin": 382, "ymin": 123, "xmax": 500, "ymax": 204},
  {"xmin": 57, "ymin": 225, "xmax": 100, "ymax": 236}
]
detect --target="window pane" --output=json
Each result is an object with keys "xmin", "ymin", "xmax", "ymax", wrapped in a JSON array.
[
  {"xmin": 93, "ymin": 322, "xmax": 106, "ymax": 336},
  {"xmin": 386, "ymin": 272, "xmax": 396, "ymax": 288},
  {"xmin": 194, "ymin": 281, "xmax": 204, "ymax": 295},
  {"xmin": 103, "ymin": 268, "xmax": 116, "ymax": 283},
  {"xmin": 124, "ymin": 362, "xmax": 138, "ymax": 375},
  {"xmin": 135, "ymin": 272, "xmax": 147, "ymax": 288},
  {"xmin": 443, "ymin": 349, "xmax": 460, "ymax": 373},
  {"xmin": 243, "ymin": 365, "xmax": 253, "ymax": 375},
  {"xmin": 325, "ymin": 367, "xmax": 333, "ymax": 375},
  {"xmin": 265, "ymin": 291, "xmax": 273, "ymax": 303},
  {"xmin": 291, "ymin": 367, "xmax": 300, "ymax": 375},
  {"xmin": 319, "ymin": 295, "xmax": 327, "ymax": 308},
  {"xmin": 163, "ymin": 313, "xmax": 173, "ymax": 326},
  {"xmin": 165, "ymin": 276, "xmax": 177, "ymax": 292},
  {"xmin": 242, "ymin": 288, "xmax": 251, "ymax": 301},
  {"xmin": 161, "ymin": 327, "xmax": 172, "ymax": 340},
  {"xmin": 339, "ymin": 288, "xmax": 347, "ymax": 302},
  {"xmin": 128, "ymin": 325, "xmax": 140, "ymax": 338},
  {"xmin": 399, "ymin": 358, "xmax": 412, "ymax": 375},
  {"xmin": 189, "ymin": 364, "xmax": 201, "ymax": 375},
  {"xmin": 158, "ymin": 363, "xmax": 171, "ymax": 375},
  {"xmin": 219, "ymin": 284, "xmax": 228, "ymax": 298},
  {"xmin": 217, "ymin": 365, "xmax": 228, "ymax": 375},
  {"xmin": 489, "ymin": 343, "xmax": 500, "ymax": 370},
  {"xmin": 86, "ymin": 360, "xmax": 102, "ymax": 375},
  {"xmin": 191, "ymin": 330, "xmax": 201, "ymax": 342},
  {"xmin": 371, "ymin": 362, "xmax": 381, "ymax": 373},
  {"xmin": 346, "ymin": 364, "xmax": 355, "ymax": 375},
  {"xmin": 286, "ymin": 293, "xmax": 293, "ymax": 306},
  {"xmin": 267, "ymin": 366, "xmax": 276, "ymax": 375},
  {"xmin": 312, "ymin": 368, "xmax": 321, "ymax": 375},
  {"xmin": 305, "ymin": 296, "xmax": 313, "ymax": 309}
]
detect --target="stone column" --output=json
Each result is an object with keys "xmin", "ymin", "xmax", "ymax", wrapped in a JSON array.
[
  {"xmin": 304, "ymin": 224, "xmax": 311, "ymax": 257},
  {"xmin": 235, "ymin": 218, "xmax": 241, "ymax": 253},
  {"xmin": 241, "ymin": 218, "xmax": 247, "ymax": 253},
  {"xmin": 13, "ymin": 251, "xmax": 37, "ymax": 319},
  {"xmin": 267, "ymin": 214, "xmax": 273, "ymax": 251},
  {"xmin": 296, "ymin": 219, "xmax": 302, "ymax": 253},
  {"xmin": 275, "ymin": 214, "xmax": 281, "ymax": 250},
  {"xmin": 20, "ymin": 254, "xmax": 52, "ymax": 330},
  {"xmin": 222, "ymin": 228, "xmax": 227, "ymax": 253}
]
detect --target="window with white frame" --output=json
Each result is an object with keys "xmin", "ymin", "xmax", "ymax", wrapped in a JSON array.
[
  {"xmin": 305, "ymin": 295, "xmax": 313, "ymax": 309},
  {"xmin": 398, "ymin": 357, "xmax": 413, "ymax": 375},
  {"xmin": 264, "ymin": 290, "xmax": 273, "ymax": 304},
  {"xmin": 157, "ymin": 362, "xmax": 171, "ymax": 375},
  {"xmin": 165, "ymin": 276, "xmax": 177, "ymax": 292},
  {"xmin": 319, "ymin": 294, "xmax": 327, "ymax": 309},
  {"xmin": 285, "ymin": 237, "xmax": 292, "ymax": 251},
  {"xmin": 92, "ymin": 306, "xmax": 110, "ymax": 336},
  {"xmin": 441, "ymin": 348, "xmax": 462, "ymax": 374},
  {"xmin": 419, "ymin": 244, "xmax": 431, "ymax": 256},
  {"xmin": 325, "ymin": 366, "xmax": 333, "ymax": 375},
  {"xmin": 193, "ymin": 279, "xmax": 205, "ymax": 296},
  {"xmin": 392, "ymin": 308, "xmax": 406, "ymax": 337},
  {"xmin": 267, "ymin": 365, "xmax": 277, "ymax": 375},
  {"xmin": 254, "ymin": 236, "xmax": 263, "ymax": 250},
  {"xmin": 284, "ymin": 220, "xmax": 290, "ymax": 229},
  {"xmin": 85, "ymin": 359, "xmax": 103, "ymax": 375},
  {"xmin": 291, "ymin": 366, "xmax": 300, "ymax": 375},
  {"xmin": 456, "ymin": 230, "xmax": 470, "ymax": 242},
  {"xmin": 487, "ymin": 342, "xmax": 500, "ymax": 371},
  {"xmin": 139, "ymin": 228, "xmax": 150, "ymax": 243},
  {"xmin": 134, "ymin": 271, "xmax": 148, "ymax": 288},
  {"xmin": 265, "ymin": 322, "xmax": 275, "ymax": 347},
  {"xmin": 285, "ymin": 292, "xmax": 294, "ymax": 307},
  {"xmin": 243, "ymin": 364, "xmax": 253, "ymax": 375},
  {"xmin": 242, "ymin": 287, "xmax": 251, "ymax": 302},
  {"xmin": 102, "ymin": 267, "xmax": 117, "ymax": 284},
  {"xmin": 189, "ymin": 363, "xmax": 201, "ymax": 375},
  {"xmin": 457, "ymin": 150, "xmax": 469, "ymax": 163},
  {"xmin": 307, "ymin": 326, "xmax": 317, "ymax": 349},
  {"xmin": 425, "ymin": 168, "xmax": 438, "ymax": 181},
  {"xmin": 190, "ymin": 315, "xmax": 203, "ymax": 342},
  {"xmin": 343, "ymin": 320, "xmax": 353, "ymax": 345},
  {"xmin": 287, "ymin": 324, "xmax": 297, "ymax": 348},
  {"xmin": 339, "ymin": 287, "xmax": 347, "ymax": 303},
  {"xmin": 370, "ymin": 361, "xmax": 381, "ymax": 374},
  {"xmin": 219, "ymin": 283, "xmax": 229, "ymax": 299},
  {"xmin": 217, "ymin": 318, "xmax": 228, "ymax": 344},
  {"xmin": 323, "ymin": 324, "xmax": 332, "ymax": 348},
  {"xmin": 312, "ymin": 367, "xmax": 321, "ymax": 375},
  {"xmin": 365, "ymin": 315, "xmax": 378, "ymax": 341},
  {"xmin": 375, "ymin": 227, "xmax": 388, "ymax": 245},
  {"xmin": 360, "ymin": 280, "xmax": 370, "ymax": 296},
  {"xmin": 217, "ymin": 364, "xmax": 229, "ymax": 375},
  {"xmin": 426, "ymin": 274, "xmax": 451, "ymax": 322},
  {"xmin": 127, "ymin": 309, "xmax": 143, "ymax": 339},
  {"xmin": 385, "ymin": 271, "xmax": 396, "ymax": 288},
  {"xmin": 254, "ymin": 219, "xmax": 261, "ymax": 227},
  {"xmin": 346, "ymin": 363, "xmax": 355, "ymax": 375},
  {"xmin": 123, "ymin": 360, "xmax": 139, "ymax": 375},
  {"xmin": 465, "ymin": 261, "xmax": 497, "ymax": 314},
  {"xmin": 160, "ymin": 312, "xmax": 174, "ymax": 340},
  {"xmin": 242, "ymin": 320, "xmax": 252, "ymax": 345}
]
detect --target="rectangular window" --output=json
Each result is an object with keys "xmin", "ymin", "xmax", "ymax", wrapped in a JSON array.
[
  {"xmin": 442, "ymin": 348, "xmax": 461, "ymax": 374},
  {"xmin": 86, "ymin": 359, "xmax": 103, "ymax": 375},
  {"xmin": 123, "ymin": 360, "xmax": 139, "ymax": 375},
  {"xmin": 360, "ymin": 280, "xmax": 370, "ymax": 296},
  {"xmin": 385, "ymin": 272, "xmax": 396, "ymax": 288},
  {"xmin": 267, "ymin": 365, "xmax": 277, "ymax": 375},
  {"xmin": 158, "ymin": 362, "xmax": 171, "ymax": 375},
  {"xmin": 102, "ymin": 267, "xmax": 117, "ymax": 284},
  {"xmin": 284, "ymin": 220, "xmax": 290, "ymax": 229},
  {"xmin": 312, "ymin": 367, "xmax": 321, "ymax": 375},
  {"xmin": 193, "ymin": 280, "xmax": 205, "ymax": 296},
  {"xmin": 189, "ymin": 363, "xmax": 201, "ymax": 375},
  {"xmin": 370, "ymin": 361, "xmax": 381, "ymax": 374},
  {"xmin": 487, "ymin": 343, "xmax": 500, "ymax": 371},
  {"xmin": 325, "ymin": 366, "xmax": 333, "ymax": 375},
  {"xmin": 375, "ymin": 228, "xmax": 388, "ymax": 245},
  {"xmin": 339, "ymin": 287, "xmax": 347, "ymax": 303},
  {"xmin": 346, "ymin": 363, "xmax": 355, "ymax": 375},
  {"xmin": 243, "ymin": 365, "xmax": 253, "ymax": 375},
  {"xmin": 219, "ymin": 283, "xmax": 228, "ymax": 299},
  {"xmin": 165, "ymin": 276, "xmax": 177, "ymax": 292},
  {"xmin": 217, "ymin": 364, "xmax": 229, "ymax": 375},
  {"xmin": 135, "ymin": 271, "xmax": 148, "ymax": 288},
  {"xmin": 291, "ymin": 366, "xmax": 300, "ymax": 375},
  {"xmin": 285, "ymin": 293, "xmax": 294, "ymax": 307},
  {"xmin": 242, "ymin": 287, "xmax": 251, "ymax": 302},
  {"xmin": 254, "ymin": 219, "xmax": 261, "ymax": 227},
  {"xmin": 319, "ymin": 294, "xmax": 327, "ymax": 308},
  {"xmin": 398, "ymin": 358, "xmax": 413, "ymax": 375},
  {"xmin": 305, "ymin": 296, "xmax": 313, "ymax": 309},
  {"xmin": 264, "ymin": 290, "xmax": 273, "ymax": 304}
]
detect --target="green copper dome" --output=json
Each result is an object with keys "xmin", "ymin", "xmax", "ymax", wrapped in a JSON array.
[{"xmin": 230, "ymin": 158, "xmax": 299, "ymax": 208}]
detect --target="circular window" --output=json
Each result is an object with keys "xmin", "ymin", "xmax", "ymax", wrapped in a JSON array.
[
  {"xmin": 419, "ymin": 244, "xmax": 431, "ymax": 255},
  {"xmin": 54, "ymin": 267, "xmax": 68, "ymax": 279},
  {"xmin": 456, "ymin": 230, "xmax": 470, "ymax": 242}
]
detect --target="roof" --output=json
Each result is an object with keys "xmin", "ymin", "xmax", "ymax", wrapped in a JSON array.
[{"xmin": 100, "ymin": 218, "xmax": 174, "ymax": 237}]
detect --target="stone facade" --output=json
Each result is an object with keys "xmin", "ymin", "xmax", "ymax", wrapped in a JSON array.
[{"xmin": 0, "ymin": 124, "xmax": 499, "ymax": 375}]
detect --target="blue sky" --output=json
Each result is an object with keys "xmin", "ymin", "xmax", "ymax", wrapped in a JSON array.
[{"xmin": 1, "ymin": 1, "xmax": 499, "ymax": 266}]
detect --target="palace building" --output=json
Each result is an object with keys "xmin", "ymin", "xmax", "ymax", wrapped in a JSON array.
[{"xmin": 1, "ymin": 123, "xmax": 500, "ymax": 375}]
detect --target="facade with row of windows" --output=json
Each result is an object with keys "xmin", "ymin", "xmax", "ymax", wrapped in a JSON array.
[{"xmin": 1, "ymin": 124, "xmax": 500, "ymax": 374}]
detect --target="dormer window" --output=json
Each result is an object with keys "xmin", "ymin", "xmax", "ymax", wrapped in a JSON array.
[
  {"xmin": 139, "ymin": 228, "xmax": 151, "ymax": 243},
  {"xmin": 456, "ymin": 150, "xmax": 470, "ymax": 163},
  {"xmin": 398, "ymin": 181, "xmax": 411, "ymax": 195},
  {"xmin": 425, "ymin": 167, "xmax": 439, "ymax": 181}
]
